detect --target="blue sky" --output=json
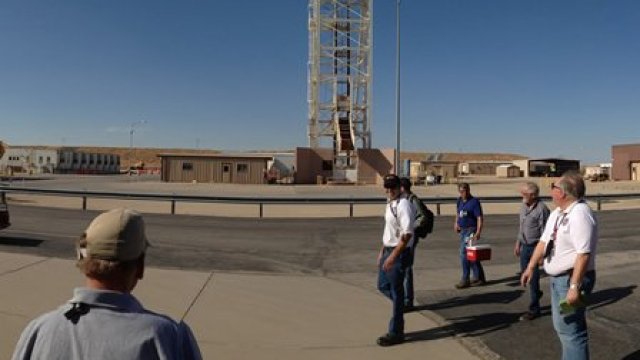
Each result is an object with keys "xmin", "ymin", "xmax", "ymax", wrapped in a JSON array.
[{"xmin": 1, "ymin": 0, "xmax": 639, "ymax": 163}]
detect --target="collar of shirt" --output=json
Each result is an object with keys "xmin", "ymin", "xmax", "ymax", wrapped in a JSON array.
[
  {"xmin": 69, "ymin": 288, "xmax": 144, "ymax": 312},
  {"xmin": 561, "ymin": 199, "xmax": 582, "ymax": 214}
]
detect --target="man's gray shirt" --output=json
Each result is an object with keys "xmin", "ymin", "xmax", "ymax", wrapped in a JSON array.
[
  {"xmin": 518, "ymin": 200, "xmax": 550, "ymax": 245},
  {"xmin": 12, "ymin": 288, "xmax": 202, "ymax": 360}
]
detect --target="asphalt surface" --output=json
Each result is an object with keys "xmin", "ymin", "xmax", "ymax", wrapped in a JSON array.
[{"xmin": 2, "ymin": 205, "xmax": 639, "ymax": 359}]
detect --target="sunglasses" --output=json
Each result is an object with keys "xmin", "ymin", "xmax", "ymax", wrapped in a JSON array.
[{"xmin": 551, "ymin": 182, "xmax": 562, "ymax": 190}]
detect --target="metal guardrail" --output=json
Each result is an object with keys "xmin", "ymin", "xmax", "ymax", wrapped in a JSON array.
[{"xmin": 2, "ymin": 186, "xmax": 640, "ymax": 218}]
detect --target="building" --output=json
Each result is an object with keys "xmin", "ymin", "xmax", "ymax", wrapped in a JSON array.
[
  {"xmin": 294, "ymin": 147, "xmax": 393, "ymax": 185},
  {"xmin": 159, "ymin": 153, "xmax": 272, "ymax": 184},
  {"xmin": 512, "ymin": 158, "xmax": 580, "ymax": 178},
  {"xmin": 458, "ymin": 161, "xmax": 514, "ymax": 176},
  {"xmin": 496, "ymin": 164, "xmax": 520, "ymax": 178},
  {"xmin": 0, "ymin": 147, "xmax": 120, "ymax": 175},
  {"xmin": 612, "ymin": 144, "xmax": 640, "ymax": 181}
]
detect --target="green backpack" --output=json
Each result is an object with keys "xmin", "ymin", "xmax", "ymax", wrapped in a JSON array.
[{"xmin": 410, "ymin": 194, "xmax": 434, "ymax": 239}]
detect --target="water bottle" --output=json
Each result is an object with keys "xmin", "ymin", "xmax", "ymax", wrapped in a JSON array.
[{"xmin": 465, "ymin": 233, "xmax": 475, "ymax": 246}]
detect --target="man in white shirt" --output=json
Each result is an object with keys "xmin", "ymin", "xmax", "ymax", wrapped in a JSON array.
[
  {"xmin": 376, "ymin": 174, "xmax": 414, "ymax": 346},
  {"xmin": 521, "ymin": 171, "xmax": 597, "ymax": 360}
]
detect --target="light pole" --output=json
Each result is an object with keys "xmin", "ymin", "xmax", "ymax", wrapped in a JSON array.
[
  {"xmin": 129, "ymin": 120, "xmax": 147, "ymax": 170},
  {"xmin": 394, "ymin": 0, "xmax": 401, "ymax": 175}
]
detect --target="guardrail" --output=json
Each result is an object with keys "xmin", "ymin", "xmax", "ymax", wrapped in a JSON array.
[{"xmin": 2, "ymin": 186, "xmax": 640, "ymax": 218}]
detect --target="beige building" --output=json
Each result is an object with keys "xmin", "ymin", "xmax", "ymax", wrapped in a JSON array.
[
  {"xmin": 294, "ymin": 147, "xmax": 394, "ymax": 185},
  {"xmin": 159, "ymin": 153, "xmax": 271, "ymax": 184},
  {"xmin": 496, "ymin": 164, "xmax": 520, "ymax": 178}
]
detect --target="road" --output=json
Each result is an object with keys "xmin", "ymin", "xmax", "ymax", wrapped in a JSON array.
[{"xmin": 1, "ymin": 205, "xmax": 639, "ymax": 359}]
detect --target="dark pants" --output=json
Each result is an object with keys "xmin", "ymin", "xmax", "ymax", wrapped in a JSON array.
[
  {"xmin": 404, "ymin": 242, "xmax": 417, "ymax": 306},
  {"xmin": 519, "ymin": 242, "xmax": 541, "ymax": 314},
  {"xmin": 459, "ymin": 228, "xmax": 485, "ymax": 282},
  {"xmin": 377, "ymin": 247, "xmax": 409, "ymax": 336}
]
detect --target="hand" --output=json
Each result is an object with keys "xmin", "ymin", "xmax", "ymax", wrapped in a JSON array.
[
  {"xmin": 514, "ymin": 243, "xmax": 521, "ymax": 257},
  {"xmin": 454, "ymin": 224, "xmax": 461, "ymax": 233},
  {"xmin": 472, "ymin": 233, "xmax": 480, "ymax": 241},
  {"xmin": 382, "ymin": 255, "xmax": 396, "ymax": 272},
  {"xmin": 566, "ymin": 287, "xmax": 580, "ymax": 306},
  {"xmin": 520, "ymin": 268, "xmax": 532, "ymax": 287}
]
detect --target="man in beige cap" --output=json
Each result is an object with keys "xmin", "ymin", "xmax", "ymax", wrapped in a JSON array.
[{"xmin": 12, "ymin": 208, "xmax": 202, "ymax": 360}]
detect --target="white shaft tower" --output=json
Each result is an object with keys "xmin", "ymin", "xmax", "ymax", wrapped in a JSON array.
[{"xmin": 308, "ymin": 0, "xmax": 372, "ymax": 171}]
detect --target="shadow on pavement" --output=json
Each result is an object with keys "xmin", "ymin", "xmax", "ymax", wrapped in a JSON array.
[
  {"xmin": 588, "ymin": 285, "xmax": 636, "ymax": 311},
  {"xmin": 0, "ymin": 236, "xmax": 43, "ymax": 247},
  {"xmin": 405, "ymin": 310, "xmax": 524, "ymax": 343},
  {"xmin": 621, "ymin": 349, "xmax": 640, "ymax": 360},
  {"xmin": 420, "ymin": 289, "xmax": 524, "ymax": 311}
]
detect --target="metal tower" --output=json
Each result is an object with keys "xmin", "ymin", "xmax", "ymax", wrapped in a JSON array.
[{"xmin": 308, "ymin": 0, "xmax": 372, "ymax": 176}]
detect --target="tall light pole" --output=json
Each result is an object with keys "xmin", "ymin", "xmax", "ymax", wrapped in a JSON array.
[
  {"xmin": 394, "ymin": 0, "xmax": 401, "ymax": 175},
  {"xmin": 129, "ymin": 120, "xmax": 147, "ymax": 169}
]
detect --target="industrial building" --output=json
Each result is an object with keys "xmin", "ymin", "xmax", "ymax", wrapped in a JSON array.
[
  {"xmin": 0, "ymin": 147, "xmax": 120, "ymax": 175},
  {"xmin": 295, "ymin": 147, "xmax": 393, "ymax": 184},
  {"xmin": 458, "ymin": 161, "xmax": 514, "ymax": 176},
  {"xmin": 611, "ymin": 144, "xmax": 640, "ymax": 181},
  {"xmin": 159, "ymin": 153, "xmax": 273, "ymax": 184},
  {"xmin": 512, "ymin": 158, "xmax": 580, "ymax": 178}
]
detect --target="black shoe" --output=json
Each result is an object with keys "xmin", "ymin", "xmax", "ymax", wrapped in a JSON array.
[
  {"xmin": 455, "ymin": 280, "xmax": 470, "ymax": 289},
  {"xmin": 519, "ymin": 312, "xmax": 540, "ymax": 321},
  {"xmin": 403, "ymin": 304, "xmax": 416, "ymax": 313},
  {"xmin": 470, "ymin": 279, "xmax": 487, "ymax": 286},
  {"xmin": 377, "ymin": 333, "xmax": 404, "ymax": 347}
]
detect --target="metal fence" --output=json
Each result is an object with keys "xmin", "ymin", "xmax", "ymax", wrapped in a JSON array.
[{"xmin": 2, "ymin": 186, "xmax": 640, "ymax": 218}]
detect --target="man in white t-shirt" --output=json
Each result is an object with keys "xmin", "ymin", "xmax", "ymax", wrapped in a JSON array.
[
  {"xmin": 521, "ymin": 171, "xmax": 597, "ymax": 360},
  {"xmin": 375, "ymin": 174, "xmax": 415, "ymax": 347}
]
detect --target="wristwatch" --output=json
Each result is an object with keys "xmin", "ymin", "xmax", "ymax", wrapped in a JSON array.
[{"xmin": 569, "ymin": 283, "xmax": 580, "ymax": 290}]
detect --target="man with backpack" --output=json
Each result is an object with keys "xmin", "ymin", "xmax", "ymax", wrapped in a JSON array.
[{"xmin": 400, "ymin": 177, "xmax": 434, "ymax": 312}]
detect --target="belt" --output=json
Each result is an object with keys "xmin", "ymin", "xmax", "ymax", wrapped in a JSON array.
[{"xmin": 552, "ymin": 269, "xmax": 596, "ymax": 278}]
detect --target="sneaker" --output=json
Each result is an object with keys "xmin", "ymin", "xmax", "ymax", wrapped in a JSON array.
[
  {"xmin": 377, "ymin": 333, "xmax": 404, "ymax": 347},
  {"xmin": 455, "ymin": 280, "xmax": 470, "ymax": 289},
  {"xmin": 470, "ymin": 279, "xmax": 487, "ymax": 286},
  {"xmin": 519, "ymin": 312, "xmax": 540, "ymax": 321}
]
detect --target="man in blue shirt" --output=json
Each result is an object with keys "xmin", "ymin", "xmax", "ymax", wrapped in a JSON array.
[{"xmin": 454, "ymin": 182, "xmax": 486, "ymax": 289}]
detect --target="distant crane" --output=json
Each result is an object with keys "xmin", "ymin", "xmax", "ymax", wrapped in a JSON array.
[{"xmin": 308, "ymin": 0, "xmax": 372, "ymax": 181}]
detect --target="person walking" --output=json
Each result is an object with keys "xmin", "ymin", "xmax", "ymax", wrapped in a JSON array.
[
  {"xmin": 12, "ymin": 208, "xmax": 202, "ymax": 360},
  {"xmin": 454, "ymin": 182, "xmax": 486, "ymax": 288},
  {"xmin": 515, "ymin": 182, "xmax": 550, "ymax": 320},
  {"xmin": 521, "ymin": 171, "xmax": 598, "ymax": 360},
  {"xmin": 376, "ymin": 174, "xmax": 414, "ymax": 346},
  {"xmin": 399, "ymin": 177, "xmax": 424, "ymax": 312}
]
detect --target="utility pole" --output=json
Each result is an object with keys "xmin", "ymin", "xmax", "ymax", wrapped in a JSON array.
[{"xmin": 129, "ymin": 120, "xmax": 146, "ymax": 170}]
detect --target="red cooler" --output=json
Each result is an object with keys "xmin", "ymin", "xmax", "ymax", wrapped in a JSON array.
[{"xmin": 466, "ymin": 244, "xmax": 492, "ymax": 262}]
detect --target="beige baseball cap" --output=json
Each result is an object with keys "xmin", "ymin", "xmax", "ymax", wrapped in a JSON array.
[{"xmin": 78, "ymin": 208, "xmax": 150, "ymax": 262}]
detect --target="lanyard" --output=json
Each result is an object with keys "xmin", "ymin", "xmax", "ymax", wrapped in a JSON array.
[{"xmin": 544, "ymin": 212, "xmax": 567, "ymax": 259}]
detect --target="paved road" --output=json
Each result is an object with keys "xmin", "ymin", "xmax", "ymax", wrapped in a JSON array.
[{"xmin": 1, "ymin": 205, "xmax": 639, "ymax": 359}]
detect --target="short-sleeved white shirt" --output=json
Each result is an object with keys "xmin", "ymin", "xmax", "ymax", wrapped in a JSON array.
[
  {"xmin": 383, "ymin": 197, "xmax": 414, "ymax": 247},
  {"xmin": 540, "ymin": 200, "xmax": 598, "ymax": 276}
]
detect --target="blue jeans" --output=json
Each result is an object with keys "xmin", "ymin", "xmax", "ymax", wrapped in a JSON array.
[
  {"xmin": 550, "ymin": 270, "xmax": 596, "ymax": 360},
  {"xmin": 519, "ymin": 242, "xmax": 541, "ymax": 314},
  {"xmin": 459, "ymin": 228, "xmax": 485, "ymax": 282},
  {"xmin": 404, "ymin": 242, "xmax": 416, "ymax": 306},
  {"xmin": 378, "ymin": 247, "xmax": 409, "ymax": 336}
]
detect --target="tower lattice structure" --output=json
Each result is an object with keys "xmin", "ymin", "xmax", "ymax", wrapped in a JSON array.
[{"xmin": 308, "ymin": 0, "xmax": 372, "ymax": 170}]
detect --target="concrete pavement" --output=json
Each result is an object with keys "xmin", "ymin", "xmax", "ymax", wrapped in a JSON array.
[{"xmin": 0, "ymin": 252, "xmax": 480, "ymax": 360}]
